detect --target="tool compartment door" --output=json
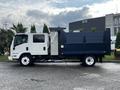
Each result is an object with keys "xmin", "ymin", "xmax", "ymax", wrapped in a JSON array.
[{"xmin": 50, "ymin": 31, "xmax": 58, "ymax": 55}]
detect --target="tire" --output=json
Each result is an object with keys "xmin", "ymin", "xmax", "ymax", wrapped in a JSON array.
[
  {"xmin": 82, "ymin": 56, "xmax": 96, "ymax": 67},
  {"xmin": 19, "ymin": 55, "xmax": 33, "ymax": 66},
  {"xmin": 114, "ymin": 50, "xmax": 117, "ymax": 57}
]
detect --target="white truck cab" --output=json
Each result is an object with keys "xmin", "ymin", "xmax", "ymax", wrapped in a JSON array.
[{"xmin": 9, "ymin": 33, "xmax": 49, "ymax": 65}]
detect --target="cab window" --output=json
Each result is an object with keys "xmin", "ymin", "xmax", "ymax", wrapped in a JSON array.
[
  {"xmin": 33, "ymin": 35, "xmax": 45, "ymax": 43},
  {"xmin": 14, "ymin": 35, "xmax": 28, "ymax": 46}
]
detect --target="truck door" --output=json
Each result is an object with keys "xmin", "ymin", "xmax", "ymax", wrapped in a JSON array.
[
  {"xmin": 30, "ymin": 34, "xmax": 48, "ymax": 55},
  {"xmin": 12, "ymin": 34, "xmax": 28, "ymax": 59}
]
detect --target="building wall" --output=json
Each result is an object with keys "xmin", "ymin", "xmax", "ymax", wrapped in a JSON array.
[
  {"xmin": 69, "ymin": 13, "xmax": 120, "ymax": 36},
  {"xmin": 105, "ymin": 14, "xmax": 114, "ymax": 36},
  {"xmin": 105, "ymin": 14, "xmax": 120, "ymax": 36},
  {"xmin": 69, "ymin": 17, "xmax": 105, "ymax": 32},
  {"xmin": 69, "ymin": 14, "xmax": 120, "ymax": 50}
]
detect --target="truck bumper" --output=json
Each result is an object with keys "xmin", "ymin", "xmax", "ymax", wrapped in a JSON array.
[
  {"xmin": 8, "ymin": 56, "xmax": 13, "ymax": 61},
  {"xmin": 8, "ymin": 56, "xmax": 18, "ymax": 61},
  {"xmin": 8, "ymin": 56, "xmax": 17, "ymax": 61}
]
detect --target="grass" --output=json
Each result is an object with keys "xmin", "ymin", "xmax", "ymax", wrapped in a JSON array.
[
  {"xmin": 103, "ymin": 52, "xmax": 115, "ymax": 61},
  {"xmin": 0, "ymin": 55, "xmax": 8, "ymax": 61}
]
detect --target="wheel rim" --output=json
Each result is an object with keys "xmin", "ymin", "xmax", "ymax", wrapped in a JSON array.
[
  {"xmin": 85, "ymin": 56, "xmax": 95, "ymax": 66},
  {"xmin": 21, "ymin": 57, "xmax": 30, "ymax": 65}
]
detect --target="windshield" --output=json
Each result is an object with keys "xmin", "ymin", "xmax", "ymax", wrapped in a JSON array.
[{"xmin": 14, "ymin": 35, "xmax": 28, "ymax": 47}]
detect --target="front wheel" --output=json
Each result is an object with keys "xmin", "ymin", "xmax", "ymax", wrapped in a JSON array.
[
  {"xmin": 19, "ymin": 55, "xmax": 33, "ymax": 66},
  {"xmin": 82, "ymin": 56, "xmax": 96, "ymax": 67}
]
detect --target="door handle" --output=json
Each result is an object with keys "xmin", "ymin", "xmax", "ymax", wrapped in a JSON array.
[
  {"xmin": 26, "ymin": 47, "xmax": 28, "ymax": 51},
  {"xmin": 43, "ymin": 47, "xmax": 46, "ymax": 51}
]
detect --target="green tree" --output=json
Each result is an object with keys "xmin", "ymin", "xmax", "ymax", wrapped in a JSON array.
[
  {"xmin": 43, "ymin": 24, "xmax": 50, "ymax": 34},
  {"xmin": 6, "ymin": 30, "xmax": 14, "ymax": 48},
  {"xmin": 115, "ymin": 32, "xmax": 120, "ymax": 48},
  {"xmin": 11, "ymin": 23, "xmax": 27, "ymax": 33},
  {"xmin": 0, "ymin": 28, "xmax": 14, "ymax": 55},
  {"xmin": 0, "ymin": 29, "xmax": 6, "ymax": 54},
  {"xmin": 30, "ymin": 24, "xmax": 36, "ymax": 33}
]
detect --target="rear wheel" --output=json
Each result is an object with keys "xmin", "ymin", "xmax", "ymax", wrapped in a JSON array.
[
  {"xmin": 82, "ymin": 56, "xmax": 96, "ymax": 67},
  {"xmin": 19, "ymin": 55, "xmax": 33, "ymax": 66}
]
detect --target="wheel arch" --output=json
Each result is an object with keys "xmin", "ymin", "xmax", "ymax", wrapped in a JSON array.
[
  {"xmin": 83, "ymin": 54, "xmax": 103, "ymax": 62},
  {"xmin": 19, "ymin": 53, "xmax": 34, "ymax": 66},
  {"xmin": 19, "ymin": 53, "xmax": 32, "ymax": 60},
  {"xmin": 81, "ymin": 55, "xmax": 97, "ymax": 67}
]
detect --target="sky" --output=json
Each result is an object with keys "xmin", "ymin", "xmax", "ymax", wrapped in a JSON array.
[{"xmin": 0, "ymin": 0, "xmax": 120, "ymax": 32}]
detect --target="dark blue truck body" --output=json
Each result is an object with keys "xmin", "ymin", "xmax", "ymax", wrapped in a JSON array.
[
  {"xmin": 36, "ymin": 29, "xmax": 111, "ymax": 66},
  {"xmin": 59, "ymin": 29, "xmax": 111, "ymax": 57}
]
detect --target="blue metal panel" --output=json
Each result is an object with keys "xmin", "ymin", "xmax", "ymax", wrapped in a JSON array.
[
  {"xmin": 59, "ymin": 29, "xmax": 110, "ymax": 56},
  {"xmin": 61, "ymin": 44, "xmax": 105, "ymax": 55}
]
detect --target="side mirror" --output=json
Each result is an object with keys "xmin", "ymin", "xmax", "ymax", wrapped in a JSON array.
[
  {"xmin": 13, "ymin": 45, "xmax": 15, "ymax": 50},
  {"xmin": 13, "ymin": 42, "xmax": 17, "ymax": 50}
]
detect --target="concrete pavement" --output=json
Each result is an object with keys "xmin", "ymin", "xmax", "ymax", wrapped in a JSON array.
[{"xmin": 0, "ymin": 62, "xmax": 120, "ymax": 90}]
